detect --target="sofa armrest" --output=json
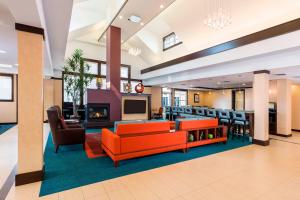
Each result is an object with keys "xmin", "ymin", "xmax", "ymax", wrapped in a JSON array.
[{"xmin": 102, "ymin": 128, "xmax": 120, "ymax": 155}]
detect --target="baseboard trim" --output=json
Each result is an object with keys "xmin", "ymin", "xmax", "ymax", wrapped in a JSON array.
[
  {"xmin": 270, "ymin": 133, "xmax": 292, "ymax": 137},
  {"xmin": 0, "ymin": 122, "xmax": 17, "ymax": 125},
  {"xmin": 253, "ymin": 139, "xmax": 270, "ymax": 146},
  {"xmin": 292, "ymin": 129, "xmax": 300, "ymax": 132},
  {"xmin": 15, "ymin": 165, "xmax": 44, "ymax": 186}
]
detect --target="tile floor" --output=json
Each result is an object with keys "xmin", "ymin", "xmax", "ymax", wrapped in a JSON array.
[{"xmin": 3, "ymin": 131, "xmax": 300, "ymax": 200}]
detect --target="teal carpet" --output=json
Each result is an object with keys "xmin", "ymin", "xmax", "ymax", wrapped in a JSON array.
[
  {"xmin": 40, "ymin": 130, "xmax": 251, "ymax": 196},
  {"xmin": 0, "ymin": 124, "xmax": 15, "ymax": 135}
]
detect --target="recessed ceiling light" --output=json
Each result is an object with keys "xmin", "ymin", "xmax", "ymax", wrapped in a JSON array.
[
  {"xmin": 128, "ymin": 15, "xmax": 142, "ymax": 23},
  {"xmin": 0, "ymin": 64, "xmax": 13, "ymax": 68},
  {"xmin": 118, "ymin": 15, "xmax": 123, "ymax": 19},
  {"xmin": 140, "ymin": 22, "xmax": 144, "ymax": 26},
  {"xmin": 242, "ymin": 83, "xmax": 246, "ymax": 86},
  {"xmin": 0, "ymin": 50, "xmax": 6, "ymax": 54},
  {"xmin": 160, "ymin": 4, "xmax": 164, "ymax": 9}
]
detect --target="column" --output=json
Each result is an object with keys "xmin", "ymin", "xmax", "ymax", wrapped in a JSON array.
[
  {"xmin": 106, "ymin": 26, "xmax": 121, "ymax": 92},
  {"xmin": 253, "ymin": 70, "xmax": 270, "ymax": 146},
  {"xmin": 15, "ymin": 24, "xmax": 44, "ymax": 185},
  {"xmin": 276, "ymin": 79, "xmax": 292, "ymax": 136},
  {"xmin": 106, "ymin": 26, "xmax": 121, "ymax": 121}
]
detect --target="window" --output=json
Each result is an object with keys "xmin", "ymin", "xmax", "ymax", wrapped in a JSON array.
[
  {"xmin": 174, "ymin": 90, "xmax": 187, "ymax": 107},
  {"xmin": 162, "ymin": 87, "xmax": 171, "ymax": 107},
  {"xmin": 121, "ymin": 66, "xmax": 129, "ymax": 78},
  {"xmin": 63, "ymin": 74, "xmax": 75, "ymax": 103},
  {"xmin": 120, "ymin": 80, "xmax": 129, "ymax": 93},
  {"xmin": 100, "ymin": 63, "xmax": 106, "ymax": 76},
  {"xmin": 163, "ymin": 32, "xmax": 182, "ymax": 51},
  {"xmin": 63, "ymin": 58, "xmax": 140, "ymax": 105},
  {"xmin": 85, "ymin": 61, "xmax": 99, "ymax": 75},
  {"xmin": 0, "ymin": 74, "xmax": 13, "ymax": 101}
]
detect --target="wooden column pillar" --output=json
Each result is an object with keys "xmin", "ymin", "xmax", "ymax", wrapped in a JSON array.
[
  {"xmin": 106, "ymin": 26, "xmax": 121, "ymax": 121},
  {"xmin": 15, "ymin": 24, "xmax": 44, "ymax": 185},
  {"xmin": 253, "ymin": 70, "xmax": 270, "ymax": 146}
]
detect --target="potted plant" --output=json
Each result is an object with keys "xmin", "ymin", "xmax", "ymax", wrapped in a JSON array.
[{"xmin": 63, "ymin": 49, "xmax": 93, "ymax": 119}]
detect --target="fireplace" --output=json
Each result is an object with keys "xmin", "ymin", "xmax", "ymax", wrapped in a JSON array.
[{"xmin": 86, "ymin": 103, "xmax": 110, "ymax": 122}]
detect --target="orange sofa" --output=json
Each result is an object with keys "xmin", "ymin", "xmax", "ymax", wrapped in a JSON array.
[{"xmin": 101, "ymin": 121, "xmax": 186, "ymax": 167}]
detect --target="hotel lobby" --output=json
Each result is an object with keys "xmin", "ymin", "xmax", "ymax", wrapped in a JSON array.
[{"xmin": 1, "ymin": 0, "xmax": 300, "ymax": 199}]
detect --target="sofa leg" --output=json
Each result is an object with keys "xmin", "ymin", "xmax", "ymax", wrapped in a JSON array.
[
  {"xmin": 182, "ymin": 148, "xmax": 188, "ymax": 153},
  {"xmin": 55, "ymin": 145, "xmax": 59, "ymax": 153},
  {"xmin": 114, "ymin": 161, "xmax": 119, "ymax": 168}
]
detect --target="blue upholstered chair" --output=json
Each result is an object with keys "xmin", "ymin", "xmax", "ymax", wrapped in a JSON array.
[
  {"xmin": 164, "ymin": 106, "xmax": 171, "ymax": 120},
  {"xmin": 218, "ymin": 110, "xmax": 231, "ymax": 135},
  {"xmin": 177, "ymin": 107, "xmax": 185, "ymax": 117},
  {"xmin": 232, "ymin": 111, "xmax": 249, "ymax": 141},
  {"xmin": 194, "ymin": 107, "xmax": 206, "ymax": 116},
  {"xmin": 171, "ymin": 106, "xmax": 179, "ymax": 120},
  {"xmin": 206, "ymin": 109, "xmax": 217, "ymax": 118}
]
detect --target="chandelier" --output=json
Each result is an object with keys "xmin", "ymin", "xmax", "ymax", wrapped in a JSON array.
[
  {"xmin": 203, "ymin": 0, "xmax": 232, "ymax": 30},
  {"xmin": 128, "ymin": 47, "xmax": 141, "ymax": 56}
]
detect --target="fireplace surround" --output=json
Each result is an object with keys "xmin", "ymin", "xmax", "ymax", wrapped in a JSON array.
[{"xmin": 85, "ymin": 103, "xmax": 110, "ymax": 127}]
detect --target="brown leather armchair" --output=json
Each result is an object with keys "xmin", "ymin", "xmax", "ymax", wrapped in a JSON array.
[
  {"xmin": 47, "ymin": 107, "xmax": 85, "ymax": 153},
  {"xmin": 52, "ymin": 105, "xmax": 81, "ymax": 128}
]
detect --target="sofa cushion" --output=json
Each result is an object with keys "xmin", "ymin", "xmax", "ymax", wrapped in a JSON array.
[
  {"xmin": 116, "ymin": 121, "xmax": 171, "ymax": 136},
  {"xmin": 114, "ymin": 120, "xmax": 144, "ymax": 132}
]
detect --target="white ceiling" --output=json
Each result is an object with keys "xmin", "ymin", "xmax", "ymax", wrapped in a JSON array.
[
  {"xmin": 131, "ymin": 0, "xmax": 300, "ymax": 67},
  {"xmin": 0, "ymin": 0, "xmax": 73, "ymax": 75},
  {"xmin": 163, "ymin": 65, "xmax": 300, "ymax": 90},
  {"xmin": 0, "ymin": 3, "xmax": 17, "ymax": 72},
  {"xmin": 69, "ymin": 0, "xmax": 175, "ymax": 50}
]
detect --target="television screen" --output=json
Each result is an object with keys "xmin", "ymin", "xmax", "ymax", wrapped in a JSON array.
[{"xmin": 124, "ymin": 100, "xmax": 146, "ymax": 114}]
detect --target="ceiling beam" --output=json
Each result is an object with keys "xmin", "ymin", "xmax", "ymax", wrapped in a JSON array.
[{"xmin": 141, "ymin": 18, "xmax": 300, "ymax": 74}]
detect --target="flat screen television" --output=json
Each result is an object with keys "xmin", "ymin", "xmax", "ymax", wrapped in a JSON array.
[{"xmin": 124, "ymin": 100, "xmax": 146, "ymax": 114}]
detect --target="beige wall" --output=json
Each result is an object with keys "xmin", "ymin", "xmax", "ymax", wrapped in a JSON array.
[
  {"xmin": 151, "ymin": 86, "xmax": 162, "ymax": 113},
  {"xmin": 203, "ymin": 90, "xmax": 232, "ymax": 109},
  {"xmin": 43, "ymin": 79, "xmax": 62, "ymax": 121},
  {"xmin": 0, "ymin": 74, "xmax": 17, "ymax": 123},
  {"xmin": 54, "ymin": 79, "xmax": 62, "ymax": 109},
  {"xmin": 269, "ymin": 80, "xmax": 277, "ymax": 103},
  {"xmin": 188, "ymin": 90, "xmax": 205, "ymax": 106},
  {"xmin": 292, "ymin": 84, "xmax": 300, "ymax": 130},
  {"xmin": 43, "ymin": 79, "xmax": 54, "ymax": 121},
  {"xmin": 121, "ymin": 96, "xmax": 149, "ymax": 120}
]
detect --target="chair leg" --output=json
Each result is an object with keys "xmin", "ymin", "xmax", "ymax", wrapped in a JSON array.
[
  {"xmin": 83, "ymin": 143, "xmax": 85, "ymax": 150},
  {"xmin": 55, "ymin": 145, "xmax": 59, "ymax": 153},
  {"xmin": 114, "ymin": 161, "xmax": 119, "ymax": 168},
  {"xmin": 243, "ymin": 125, "xmax": 246, "ymax": 142}
]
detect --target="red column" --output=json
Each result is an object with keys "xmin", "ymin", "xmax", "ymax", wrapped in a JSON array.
[
  {"xmin": 106, "ymin": 26, "xmax": 121, "ymax": 92},
  {"xmin": 106, "ymin": 26, "xmax": 121, "ymax": 121}
]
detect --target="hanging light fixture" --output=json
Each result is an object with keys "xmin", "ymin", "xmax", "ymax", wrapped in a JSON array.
[
  {"xmin": 128, "ymin": 47, "xmax": 142, "ymax": 56},
  {"xmin": 203, "ymin": 0, "xmax": 232, "ymax": 30}
]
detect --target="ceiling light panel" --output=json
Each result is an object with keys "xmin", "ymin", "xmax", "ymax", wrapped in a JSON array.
[{"xmin": 128, "ymin": 15, "xmax": 142, "ymax": 23}]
